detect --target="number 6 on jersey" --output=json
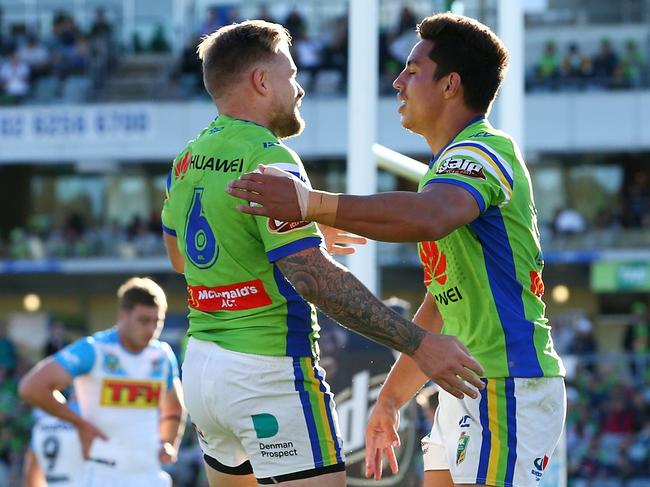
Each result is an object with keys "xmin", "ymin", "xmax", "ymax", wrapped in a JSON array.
[{"xmin": 185, "ymin": 188, "xmax": 218, "ymax": 268}]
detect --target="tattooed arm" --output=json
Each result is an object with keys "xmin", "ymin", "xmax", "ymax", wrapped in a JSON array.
[{"xmin": 275, "ymin": 246, "xmax": 485, "ymax": 398}]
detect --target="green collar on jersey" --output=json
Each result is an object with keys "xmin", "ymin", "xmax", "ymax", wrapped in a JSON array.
[{"xmin": 429, "ymin": 114, "xmax": 486, "ymax": 169}]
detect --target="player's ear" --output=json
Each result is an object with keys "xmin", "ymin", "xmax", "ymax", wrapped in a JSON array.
[
  {"xmin": 252, "ymin": 67, "xmax": 269, "ymax": 96},
  {"xmin": 443, "ymin": 72, "xmax": 462, "ymax": 99}
]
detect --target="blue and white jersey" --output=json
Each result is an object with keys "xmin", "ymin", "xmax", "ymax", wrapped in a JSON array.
[
  {"xmin": 53, "ymin": 328, "xmax": 179, "ymax": 474},
  {"xmin": 31, "ymin": 403, "xmax": 83, "ymax": 487}
]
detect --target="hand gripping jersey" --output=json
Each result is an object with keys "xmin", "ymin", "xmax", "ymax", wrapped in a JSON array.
[
  {"xmin": 53, "ymin": 328, "xmax": 178, "ymax": 473},
  {"xmin": 418, "ymin": 116, "xmax": 564, "ymax": 378},
  {"xmin": 31, "ymin": 404, "xmax": 83, "ymax": 487},
  {"xmin": 162, "ymin": 115, "xmax": 323, "ymax": 358}
]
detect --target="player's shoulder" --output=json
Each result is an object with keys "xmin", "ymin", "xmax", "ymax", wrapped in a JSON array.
[
  {"xmin": 462, "ymin": 125, "xmax": 519, "ymax": 162},
  {"xmin": 440, "ymin": 129, "xmax": 519, "ymax": 177},
  {"xmin": 251, "ymin": 135, "xmax": 300, "ymax": 164},
  {"xmin": 146, "ymin": 338, "xmax": 175, "ymax": 357},
  {"xmin": 91, "ymin": 327, "xmax": 119, "ymax": 345}
]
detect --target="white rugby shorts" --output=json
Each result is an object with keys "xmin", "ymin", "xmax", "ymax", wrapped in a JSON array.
[
  {"xmin": 422, "ymin": 377, "xmax": 566, "ymax": 487},
  {"xmin": 182, "ymin": 337, "xmax": 345, "ymax": 483}
]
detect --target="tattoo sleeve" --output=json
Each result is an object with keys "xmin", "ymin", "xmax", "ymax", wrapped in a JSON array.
[{"xmin": 275, "ymin": 247, "xmax": 425, "ymax": 355}]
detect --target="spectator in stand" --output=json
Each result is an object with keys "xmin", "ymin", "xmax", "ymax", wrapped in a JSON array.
[
  {"xmin": 626, "ymin": 417, "xmax": 650, "ymax": 476},
  {"xmin": 533, "ymin": 41, "xmax": 560, "ymax": 89},
  {"xmin": 568, "ymin": 316, "xmax": 598, "ymax": 372},
  {"xmin": 321, "ymin": 15, "xmax": 348, "ymax": 92},
  {"xmin": 623, "ymin": 169, "xmax": 650, "ymax": 227},
  {"xmin": 616, "ymin": 39, "xmax": 644, "ymax": 88},
  {"xmin": 592, "ymin": 38, "xmax": 619, "ymax": 88},
  {"xmin": 0, "ymin": 50, "xmax": 30, "ymax": 104},
  {"xmin": 378, "ymin": 7, "xmax": 420, "ymax": 93},
  {"xmin": 283, "ymin": 8, "xmax": 307, "ymax": 38},
  {"xmin": 552, "ymin": 206, "xmax": 587, "ymax": 235},
  {"xmin": 574, "ymin": 435, "xmax": 607, "ymax": 480},
  {"xmin": 547, "ymin": 316, "xmax": 575, "ymax": 355},
  {"xmin": 197, "ymin": 6, "xmax": 222, "ymax": 37},
  {"xmin": 561, "ymin": 42, "xmax": 592, "ymax": 86},
  {"xmin": 395, "ymin": 5, "xmax": 417, "ymax": 36},
  {"xmin": 292, "ymin": 28, "xmax": 323, "ymax": 92},
  {"xmin": 600, "ymin": 394, "xmax": 635, "ymax": 436},
  {"xmin": 0, "ymin": 322, "xmax": 17, "ymax": 374},
  {"xmin": 52, "ymin": 13, "xmax": 80, "ymax": 53},
  {"xmin": 51, "ymin": 12, "xmax": 87, "ymax": 80},
  {"xmin": 43, "ymin": 320, "xmax": 70, "ymax": 357},
  {"xmin": 89, "ymin": 7, "xmax": 114, "ymax": 79},
  {"xmin": 17, "ymin": 34, "xmax": 50, "ymax": 80},
  {"xmin": 256, "ymin": 3, "xmax": 276, "ymax": 24},
  {"xmin": 623, "ymin": 301, "xmax": 649, "ymax": 382},
  {"xmin": 90, "ymin": 7, "xmax": 112, "ymax": 42},
  {"xmin": 175, "ymin": 36, "xmax": 203, "ymax": 96}
]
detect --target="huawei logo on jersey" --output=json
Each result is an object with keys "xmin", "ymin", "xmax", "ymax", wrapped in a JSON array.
[
  {"xmin": 530, "ymin": 270, "xmax": 545, "ymax": 298},
  {"xmin": 420, "ymin": 241, "xmax": 447, "ymax": 286},
  {"xmin": 174, "ymin": 151, "xmax": 192, "ymax": 180},
  {"xmin": 100, "ymin": 379, "xmax": 163, "ymax": 408},
  {"xmin": 267, "ymin": 219, "xmax": 311, "ymax": 233}
]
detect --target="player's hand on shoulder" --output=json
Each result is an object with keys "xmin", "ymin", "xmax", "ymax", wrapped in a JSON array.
[
  {"xmin": 365, "ymin": 401, "xmax": 401, "ymax": 481},
  {"xmin": 412, "ymin": 333, "xmax": 485, "ymax": 399},
  {"xmin": 318, "ymin": 224, "xmax": 367, "ymax": 255},
  {"xmin": 226, "ymin": 164, "xmax": 305, "ymax": 221},
  {"xmin": 76, "ymin": 419, "xmax": 108, "ymax": 459}
]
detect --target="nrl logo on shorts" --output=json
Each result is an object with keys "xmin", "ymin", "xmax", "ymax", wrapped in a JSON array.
[
  {"xmin": 456, "ymin": 431, "xmax": 470, "ymax": 465},
  {"xmin": 436, "ymin": 157, "xmax": 486, "ymax": 180},
  {"xmin": 267, "ymin": 219, "xmax": 311, "ymax": 234}
]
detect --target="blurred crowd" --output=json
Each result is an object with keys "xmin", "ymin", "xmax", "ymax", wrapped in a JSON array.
[
  {"xmin": 0, "ymin": 8, "xmax": 113, "ymax": 105},
  {"xmin": 0, "ymin": 212, "xmax": 166, "ymax": 261},
  {"xmin": 3, "ymin": 4, "xmax": 650, "ymax": 103},
  {"xmin": 2, "ymin": 164, "xmax": 647, "ymax": 262},
  {"xmin": 541, "ymin": 168, "xmax": 650, "ymax": 250},
  {"xmin": 528, "ymin": 38, "xmax": 646, "ymax": 91},
  {"xmin": 174, "ymin": 6, "xmax": 650, "ymax": 98},
  {"xmin": 552, "ymin": 306, "xmax": 650, "ymax": 485}
]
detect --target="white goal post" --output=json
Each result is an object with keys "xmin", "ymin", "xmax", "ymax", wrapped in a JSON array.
[{"xmin": 372, "ymin": 144, "xmax": 427, "ymax": 183}]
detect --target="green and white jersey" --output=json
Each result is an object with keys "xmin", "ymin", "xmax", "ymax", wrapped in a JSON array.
[
  {"xmin": 418, "ymin": 116, "xmax": 564, "ymax": 378},
  {"xmin": 162, "ymin": 115, "xmax": 323, "ymax": 358}
]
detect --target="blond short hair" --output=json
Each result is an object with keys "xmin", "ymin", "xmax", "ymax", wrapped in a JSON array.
[{"xmin": 197, "ymin": 20, "xmax": 292, "ymax": 99}]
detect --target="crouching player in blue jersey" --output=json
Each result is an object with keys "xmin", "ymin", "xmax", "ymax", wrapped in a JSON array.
[{"xmin": 19, "ymin": 277, "xmax": 186, "ymax": 487}]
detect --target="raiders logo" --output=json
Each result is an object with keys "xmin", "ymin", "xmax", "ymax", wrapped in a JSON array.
[{"xmin": 436, "ymin": 157, "xmax": 486, "ymax": 179}]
